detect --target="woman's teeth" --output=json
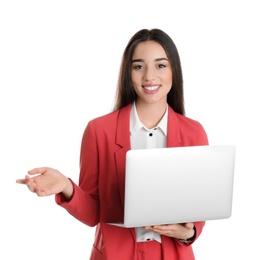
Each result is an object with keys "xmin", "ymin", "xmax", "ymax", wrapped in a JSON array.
[{"xmin": 144, "ymin": 86, "xmax": 159, "ymax": 91}]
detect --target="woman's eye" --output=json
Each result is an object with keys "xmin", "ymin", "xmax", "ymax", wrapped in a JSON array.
[
  {"xmin": 133, "ymin": 65, "xmax": 143, "ymax": 70},
  {"xmin": 158, "ymin": 64, "xmax": 166, "ymax": 68}
]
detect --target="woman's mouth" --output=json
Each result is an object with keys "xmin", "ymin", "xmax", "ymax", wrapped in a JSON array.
[{"xmin": 143, "ymin": 85, "xmax": 160, "ymax": 93}]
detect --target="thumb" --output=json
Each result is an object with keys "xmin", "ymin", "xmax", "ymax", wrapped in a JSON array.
[{"xmin": 184, "ymin": 222, "xmax": 194, "ymax": 229}]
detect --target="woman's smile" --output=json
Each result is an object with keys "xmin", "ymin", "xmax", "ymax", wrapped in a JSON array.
[{"xmin": 142, "ymin": 84, "xmax": 161, "ymax": 94}]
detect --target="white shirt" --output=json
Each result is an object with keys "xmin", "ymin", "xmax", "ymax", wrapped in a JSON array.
[{"xmin": 130, "ymin": 102, "xmax": 168, "ymax": 243}]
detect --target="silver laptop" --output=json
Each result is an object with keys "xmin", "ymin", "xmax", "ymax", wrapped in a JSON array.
[{"xmin": 109, "ymin": 145, "xmax": 236, "ymax": 228}]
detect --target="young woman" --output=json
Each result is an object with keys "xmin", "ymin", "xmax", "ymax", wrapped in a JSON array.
[{"xmin": 17, "ymin": 28, "xmax": 208, "ymax": 260}]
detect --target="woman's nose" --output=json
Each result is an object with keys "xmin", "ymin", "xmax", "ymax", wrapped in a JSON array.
[{"xmin": 144, "ymin": 67, "xmax": 156, "ymax": 81}]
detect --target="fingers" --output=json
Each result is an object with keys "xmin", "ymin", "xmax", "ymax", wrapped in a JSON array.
[
  {"xmin": 145, "ymin": 223, "xmax": 194, "ymax": 232},
  {"xmin": 24, "ymin": 176, "xmax": 45, "ymax": 196},
  {"xmin": 16, "ymin": 175, "xmax": 31, "ymax": 184},
  {"xmin": 16, "ymin": 175, "xmax": 38, "ymax": 193},
  {"xmin": 145, "ymin": 225, "xmax": 169, "ymax": 231},
  {"xmin": 16, "ymin": 167, "xmax": 49, "ymax": 184},
  {"xmin": 145, "ymin": 223, "xmax": 195, "ymax": 239},
  {"xmin": 16, "ymin": 168, "xmax": 55, "ymax": 196},
  {"xmin": 16, "ymin": 178, "xmax": 26, "ymax": 184},
  {"xmin": 27, "ymin": 181, "xmax": 36, "ymax": 193},
  {"xmin": 27, "ymin": 167, "xmax": 48, "ymax": 175}
]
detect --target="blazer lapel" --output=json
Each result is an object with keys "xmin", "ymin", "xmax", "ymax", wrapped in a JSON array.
[
  {"xmin": 114, "ymin": 104, "xmax": 132, "ymax": 208},
  {"xmin": 166, "ymin": 106, "xmax": 182, "ymax": 147}
]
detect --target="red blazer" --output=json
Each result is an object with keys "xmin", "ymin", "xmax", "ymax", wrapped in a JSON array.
[{"xmin": 56, "ymin": 104, "xmax": 209, "ymax": 260}]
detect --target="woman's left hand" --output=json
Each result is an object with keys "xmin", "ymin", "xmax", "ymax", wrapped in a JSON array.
[{"xmin": 145, "ymin": 222, "xmax": 195, "ymax": 240}]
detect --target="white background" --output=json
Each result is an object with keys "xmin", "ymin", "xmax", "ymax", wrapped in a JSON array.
[{"xmin": 1, "ymin": 0, "xmax": 257, "ymax": 259}]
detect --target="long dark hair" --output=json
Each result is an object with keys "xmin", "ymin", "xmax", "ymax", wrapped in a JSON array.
[{"xmin": 113, "ymin": 28, "xmax": 185, "ymax": 115}]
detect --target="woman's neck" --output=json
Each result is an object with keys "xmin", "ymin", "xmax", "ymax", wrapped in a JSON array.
[{"xmin": 135, "ymin": 101, "xmax": 167, "ymax": 129}]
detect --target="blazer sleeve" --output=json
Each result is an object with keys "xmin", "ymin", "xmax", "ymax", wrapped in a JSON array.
[{"xmin": 55, "ymin": 120, "xmax": 100, "ymax": 227}]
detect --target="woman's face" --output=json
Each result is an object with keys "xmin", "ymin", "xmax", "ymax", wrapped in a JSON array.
[{"xmin": 131, "ymin": 40, "xmax": 173, "ymax": 106}]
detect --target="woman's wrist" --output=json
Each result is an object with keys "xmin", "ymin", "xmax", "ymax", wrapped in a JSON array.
[{"xmin": 61, "ymin": 178, "xmax": 74, "ymax": 201}]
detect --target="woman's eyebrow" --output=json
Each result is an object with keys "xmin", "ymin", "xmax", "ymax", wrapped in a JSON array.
[
  {"xmin": 131, "ymin": 57, "xmax": 168, "ymax": 63},
  {"xmin": 155, "ymin": 57, "xmax": 168, "ymax": 62},
  {"xmin": 131, "ymin": 58, "xmax": 144, "ymax": 63}
]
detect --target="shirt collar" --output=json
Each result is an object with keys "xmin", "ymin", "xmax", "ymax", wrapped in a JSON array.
[{"xmin": 130, "ymin": 102, "xmax": 168, "ymax": 135}]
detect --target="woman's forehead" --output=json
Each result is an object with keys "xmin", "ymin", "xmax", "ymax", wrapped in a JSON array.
[{"xmin": 132, "ymin": 41, "xmax": 168, "ymax": 60}]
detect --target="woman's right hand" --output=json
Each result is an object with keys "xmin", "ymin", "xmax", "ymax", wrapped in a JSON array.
[{"xmin": 16, "ymin": 167, "xmax": 73, "ymax": 200}]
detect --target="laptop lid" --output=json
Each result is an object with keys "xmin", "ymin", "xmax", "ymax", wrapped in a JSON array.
[{"xmin": 110, "ymin": 144, "xmax": 236, "ymax": 228}]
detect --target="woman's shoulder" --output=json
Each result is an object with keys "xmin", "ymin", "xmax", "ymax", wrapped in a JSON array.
[
  {"xmin": 87, "ymin": 104, "xmax": 131, "ymax": 128},
  {"xmin": 177, "ymin": 112, "xmax": 204, "ymax": 129},
  {"xmin": 168, "ymin": 108, "xmax": 208, "ymax": 145},
  {"xmin": 92, "ymin": 110, "xmax": 119, "ymax": 123},
  {"xmin": 169, "ymin": 106, "xmax": 205, "ymax": 130}
]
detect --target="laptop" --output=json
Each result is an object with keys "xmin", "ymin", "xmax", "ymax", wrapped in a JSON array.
[{"xmin": 108, "ymin": 144, "xmax": 236, "ymax": 228}]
